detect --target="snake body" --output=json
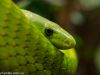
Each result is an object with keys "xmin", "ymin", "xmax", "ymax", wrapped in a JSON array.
[{"xmin": 0, "ymin": 0, "xmax": 77, "ymax": 75}]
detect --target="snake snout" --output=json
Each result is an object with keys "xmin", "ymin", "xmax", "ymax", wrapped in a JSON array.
[{"xmin": 65, "ymin": 38, "xmax": 76, "ymax": 49}]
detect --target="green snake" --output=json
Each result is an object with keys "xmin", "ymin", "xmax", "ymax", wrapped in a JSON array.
[
  {"xmin": 0, "ymin": 0, "xmax": 77, "ymax": 75},
  {"xmin": 22, "ymin": 10, "xmax": 76, "ymax": 50}
]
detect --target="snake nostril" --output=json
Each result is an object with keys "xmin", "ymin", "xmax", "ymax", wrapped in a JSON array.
[
  {"xmin": 65, "ymin": 40, "xmax": 76, "ymax": 48},
  {"xmin": 66, "ymin": 42, "xmax": 72, "ymax": 47}
]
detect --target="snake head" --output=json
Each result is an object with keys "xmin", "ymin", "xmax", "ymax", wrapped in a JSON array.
[
  {"xmin": 44, "ymin": 22, "xmax": 76, "ymax": 49},
  {"xmin": 22, "ymin": 10, "xmax": 76, "ymax": 49}
]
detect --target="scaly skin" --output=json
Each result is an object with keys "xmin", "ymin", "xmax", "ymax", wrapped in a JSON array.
[
  {"xmin": 0, "ymin": 0, "xmax": 77, "ymax": 75},
  {"xmin": 22, "ymin": 10, "xmax": 78, "ymax": 75}
]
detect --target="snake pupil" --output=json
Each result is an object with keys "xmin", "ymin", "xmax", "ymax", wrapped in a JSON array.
[{"xmin": 45, "ymin": 28, "xmax": 53, "ymax": 37}]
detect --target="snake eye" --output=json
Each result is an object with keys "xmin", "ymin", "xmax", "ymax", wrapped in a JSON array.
[{"xmin": 45, "ymin": 28, "xmax": 53, "ymax": 37}]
